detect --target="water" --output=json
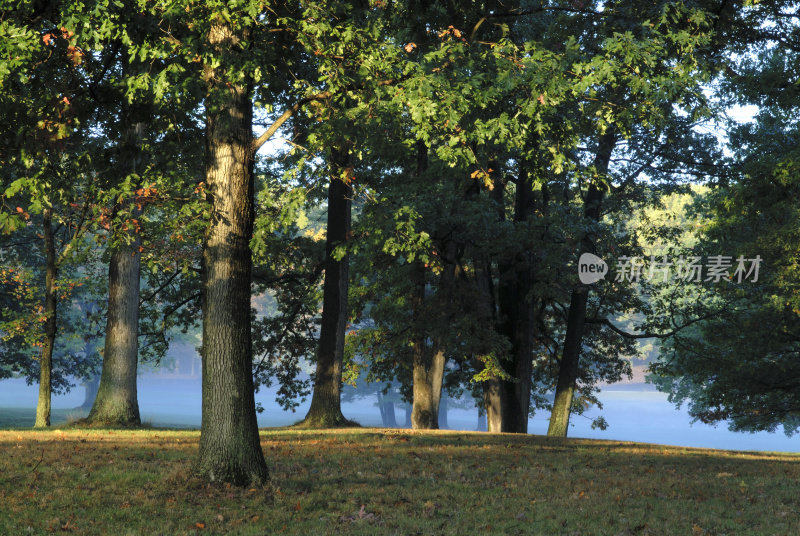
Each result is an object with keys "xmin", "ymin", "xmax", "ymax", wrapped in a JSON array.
[{"xmin": 0, "ymin": 377, "xmax": 796, "ymax": 453}]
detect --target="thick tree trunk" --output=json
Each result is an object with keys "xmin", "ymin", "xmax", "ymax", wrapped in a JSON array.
[
  {"xmin": 196, "ymin": 23, "xmax": 268, "ymax": 487},
  {"xmin": 410, "ymin": 260, "xmax": 448, "ymax": 430},
  {"xmin": 494, "ymin": 160, "xmax": 536, "ymax": 434},
  {"xmin": 87, "ymin": 241, "xmax": 142, "ymax": 425},
  {"xmin": 87, "ymin": 104, "xmax": 146, "ymax": 426},
  {"xmin": 34, "ymin": 208, "xmax": 57, "ymax": 428},
  {"xmin": 409, "ymin": 142, "xmax": 447, "ymax": 430},
  {"xmin": 302, "ymin": 149, "xmax": 352, "ymax": 428},
  {"xmin": 548, "ymin": 133, "xmax": 616, "ymax": 437},
  {"xmin": 483, "ymin": 376, "xmax": 505, "ymax": 433}
]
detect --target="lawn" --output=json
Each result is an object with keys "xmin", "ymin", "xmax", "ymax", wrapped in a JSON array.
[{"xmin": 0, "ymin": 427, "xmax": 798, "ymax": 535}]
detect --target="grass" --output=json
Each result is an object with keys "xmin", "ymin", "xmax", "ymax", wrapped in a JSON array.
[
  {"xmin": 0, "ymin": 407, "xmax": 89, "ymax": 428},
  {"xmin": 0, "ymin": 427, "xmax": 798, "ymax": 535}
]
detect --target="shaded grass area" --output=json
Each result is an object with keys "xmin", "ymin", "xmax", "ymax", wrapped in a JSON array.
[
  {"xmin": 0, "ymin": 407, "xmax": 88, "ymax": 428},
  {"xmin": 0, "ymin": 427, "xmax": 798, "ymax": 535}
]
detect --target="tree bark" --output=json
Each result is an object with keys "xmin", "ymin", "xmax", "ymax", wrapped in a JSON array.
[
  {"xmin": 483, "ymin": 376, "xmax": 505, "ymax": 433},
  {"xmin": 548, "ymin": 132, "xmax": 616, "ymax": 437},
  {"xmin": 411, "ymin": 261, "xmax": 450, "ymax": 429},
  {"xmin": 196, "ymin": 23, "xmax": 268, "ymax": 487},
  {"xmin": 87, "ymin": 239, "xmax": 142, "ymax": 425},
  {"xmin": 34, "ymin": 208, "xmax": 57, "ymax": 428},
  {"xmin": 302, "ymin": 148, "xmax": 353, "ymax": 428},
  {"xmin": 491, "ymin": 159, "xmax": 536, "ymax": 434},
  {"xmin": 409, "ymin": 142, "xmax": 449, "ymax": 430},
  {"xmin": 87, "ymin": 82, "xmax": 146, "ymax": 426}
]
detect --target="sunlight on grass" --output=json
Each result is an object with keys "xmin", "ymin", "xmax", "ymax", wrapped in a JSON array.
[{"xmin": 1, "ymin": 428, "xmax": 798, "ymax": 535}]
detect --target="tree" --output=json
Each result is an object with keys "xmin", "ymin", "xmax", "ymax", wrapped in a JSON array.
[{"xmin": 647, "ymin": 3, "xmax": 800, "ymax": 433}]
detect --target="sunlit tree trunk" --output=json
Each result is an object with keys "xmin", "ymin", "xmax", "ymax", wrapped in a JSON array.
[
  {"xmin": 87, "ymin": 232, "xmax": 142, "ymax": 425},
  {"xmin": 196, "ymin": 23, "xmax": 268, "ymax": 487},
  {"xmin": 34, "ymin": 208, "xmax": 57, "ymax": 428},
  {"xmin": 548, "ymin": 133, "xmax": 616, "ymax": 437}
]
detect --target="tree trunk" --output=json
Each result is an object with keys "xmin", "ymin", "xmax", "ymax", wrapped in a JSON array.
[
  {"xmin": 477, "ymin": 408, "xmax": 488, "ymax": 432},
  {"xmin": 80, "ymin": 369, "xmax": 101, "ymax": 411},
  {"xmin": 377, "ymin": 390, "xmax": 397, "ymax": 427},
  {"xmin": 483, "ymin": 377, "xmax": 505, "ymax": 433},
  {"xmin": 438, "ymin": 394, "xmax": 448, "ymax": 429},
  {"xmin": 87, "ymin": 241, "xmax": 142, "ymax": 425},
  {"xmin": 409, "ymin": 141, "xmax": 447, "ymax": 430},
  {"xmin": 196, "ymin": 23, "xmax": 268, "ymax": 487},
  {"xmin": 302, "ymin": 148, "xmax": 352, "ymax": 428},
  {"xmin": 87, "ymin": 96, "xmax": 146, "ymax": 426},
  {"xmin": 34, "ymin": 208, "xmax": 57, "ymax": 428},
  {"xmin": 494, "ymin": 159, "xmax": 536, "ymax": 434},
  {"xmin": 548, "ymin": 132, "xmax": 616, "ymax": 437},
  {"xmin": 410, "ymin": 260, "xmax": 448, "ymax": 430},
  {"xmin": 404, "ymin": 404, "xmax": 412, "ymax": 428}
]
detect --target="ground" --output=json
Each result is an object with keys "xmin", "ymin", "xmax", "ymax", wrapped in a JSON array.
[{"xmin": 0, "ymin": 427, "xmax": 798, "ymax": 535}]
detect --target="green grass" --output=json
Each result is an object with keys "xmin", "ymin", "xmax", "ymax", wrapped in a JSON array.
[{"xmin": 0, "ymin": 427, "xmax": 798, "ymax": 535}]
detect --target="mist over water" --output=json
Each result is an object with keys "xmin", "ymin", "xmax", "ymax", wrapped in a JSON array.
[{"xmin": 1, "ymin": 374, "xmax": 797, "ymax": 453}]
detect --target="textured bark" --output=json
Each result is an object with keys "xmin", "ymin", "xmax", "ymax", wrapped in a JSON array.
[
  {"xmin": 87, "ymin": 240, "xmax": 142, "ymax": 425},
  {"xmin": 411, "ymin": 259, "xmax": 449, "ymax": 430},
  {"xmin": 34, "ymin": 208, "xmax": 57, "ymax": 428},
  {"xmin": 196, "ymin": 23, "xmax": 268, "ymax": 487},
  {"xmin": 490, "ymin": 160, "xmax": 536, "ymax": 434},
  {"xmin": 87, "ymin": 99, "xmax": 146, "ymax": 426},
  {"xmin": 302, "ymin": 149, "xmax": 353, "ymax": 428},
  {"xmin": 483, "ymin": 377, "xmax": 505, "ymax": 433},
  {"xmin": 409, "ymin": 142, "xmax": 448, "ymax": 430},
  {"xmin": 548, "ymin": 133, "xmax": 616, "ymax": 437}
]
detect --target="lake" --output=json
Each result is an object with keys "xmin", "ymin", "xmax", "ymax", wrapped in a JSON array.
[{"xmin": 0, "ymin": 377, "xmax": 796, "ymax": 453}]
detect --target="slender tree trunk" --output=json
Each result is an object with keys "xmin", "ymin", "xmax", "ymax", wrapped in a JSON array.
[
  {"xmin": 34, "ymin": 208, "xmax": 57, "ymax": 428},
  {"xmin": 377, "ymin": 390, "xmax": 397, "ymax": 427},
  {"xmin": 404, "ymin": 404, "xmax": 412, "ymax": 428},
  {"xmin": 474, "ymin": 217, "xmax": 510, "ymax": 434},
  {"xmin": 548, "ymin": 133, "xmax": 616, "ymax": 437},
  {"xmin": 302, "ymin": 148, "xmax": 352, "ymax": 428},
  {"xmin": 196, "ymin": 23, "xmax": 268, "ymax": 487}
]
